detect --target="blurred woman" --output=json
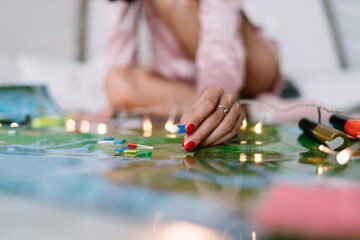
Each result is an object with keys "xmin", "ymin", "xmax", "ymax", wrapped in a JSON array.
[{"xmin": 105, "ymin": 0, "xmax": 280, "ymax": 151}]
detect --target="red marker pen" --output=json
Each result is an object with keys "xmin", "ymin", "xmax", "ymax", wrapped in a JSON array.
[{"xmin": 330, "ymin": 114, "xmax": 360, "ymax": 139}]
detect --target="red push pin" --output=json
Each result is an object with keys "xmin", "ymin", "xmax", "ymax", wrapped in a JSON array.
[{"xmin": 127, "ymin": 142, "xmax": 154, "ymax": 149}]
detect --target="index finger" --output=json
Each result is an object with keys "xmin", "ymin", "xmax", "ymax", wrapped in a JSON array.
[{"xmin": 184, "ymin": 87, "xmax": 223, "ymax": 134}]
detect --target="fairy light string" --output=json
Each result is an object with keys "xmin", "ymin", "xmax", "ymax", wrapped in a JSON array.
[
  {"xmin": 237, "ymin": 99, "xmax": 360, "ymax": 123},
  {"xmin": 112, "ymin": 99, "xmax": 359, "ymax": 126}
]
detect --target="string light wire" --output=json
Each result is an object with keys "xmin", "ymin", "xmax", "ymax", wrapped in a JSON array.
[
  {"xmin": 237, "ymin": 99, "xmax": 360, "ymax": 123},
  {"xmin": 111, "ymin": 99, "xmax": 359, "ymax": 124}
]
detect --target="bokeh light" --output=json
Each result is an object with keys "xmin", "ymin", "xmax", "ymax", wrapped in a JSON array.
[
  {"xmin": 254, "ymin": 122, "xmax": 262, "ymax": 134},
  {"xmin": 80, "ymin": 120, "xmax": 90, "ymax": 133},
  {"xmin": 97, "ymin": 123, "xmax": 107, "ymax": 135},
  {"xmin": 336, "ymin": 148, "xmax": 351, "ymax": 165},
  {"xmin": 65, "ymin": 119, "xmax": 76, "ymax": 132}
]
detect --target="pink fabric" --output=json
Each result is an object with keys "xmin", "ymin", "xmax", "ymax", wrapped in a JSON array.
[
  {"xmin": 254, "ymin": 184, "xmax": 360, "ymax": 238},
  {"xmin": 196, "ymin": 0, "xmax": 245, "ymax": 95},
  {"xmin": 107, "ymin": 0, "xmax": 275, "ymax": 96}
]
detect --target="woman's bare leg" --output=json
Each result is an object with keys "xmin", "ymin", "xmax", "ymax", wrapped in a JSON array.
[
  {"xmin": 105, "ymin": 66, "xmax": 196, "ymax": 114},
  {"xmin": 240, "ymin": 15, "xmax": 280, "ymax": 97}
]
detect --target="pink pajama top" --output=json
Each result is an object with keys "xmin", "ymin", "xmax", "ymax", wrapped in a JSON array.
[{"xmin": 107, "ymin": 0, "xmax": 279, "ymax": 96}]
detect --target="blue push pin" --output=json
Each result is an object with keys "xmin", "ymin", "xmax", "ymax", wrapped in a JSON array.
[
  {"xmin": 104, "ymin": 137, "xmax": 115, "ymax": 141},
  {"xmin": 114, "ymin": 139, "xmax": 126, "ymax": 144},
  {"xmin": 115, "ymin": 146, "xmax": 130, "ymax": 153},
  {"xmin": 177, "ymin": 125, "xmax": 186, "ymax": 134}
]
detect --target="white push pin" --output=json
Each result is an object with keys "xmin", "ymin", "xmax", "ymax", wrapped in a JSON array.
[
  {"xmin": 8, "ymin": 130, "xmax": 16, "ymax": 136},
  {"xmin": 97, "ymin": 138, "xmax": 125, "ymax": 145}
]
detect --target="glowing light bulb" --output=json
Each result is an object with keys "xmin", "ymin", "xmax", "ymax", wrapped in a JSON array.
[
  {"xmin": 143, "ymin": 132, "xmax": 152, "ymax": 137},
  {"xmin": 254, "ymin": 153, "xmax": 262, "ymax": 163},
  {"xmin": 65, "ymin": 119, "xmax": 76, "ymax": 132},
  {"xmin": 254, "ymin": 122, "xmax": 262, "ymax": 134},
  {"xmin": 165, "ymin": 120, "xmax": 177, "ymax": 133},
  {"xmin": 319, "ymin": 145, "xmax": 326, "ymax": 152},
  {"xmin": 252, "ymin": 231, "xmax": 257, "ymax": 240},
  {"xmin": 317, "ymin": 166, "xmax": 324, "ymax": 175},
  {"xmin": 10, "ymin": 122, "xmax": 19, "ymax": 128},
  {"xmin": 143, "ymin": 118, "xmax": 152, "ymax": 137},
  {"xmin": 318, "ymin": 145, "xmax": 335, "ymax": 154},
  {"xmin": 240, "ymin": 140, "xmax": 247, "ymax": 144},
  {"xmin": 336, "ymin": 148, "xmax": 351, "ymax": 165},
  {"xmin": 239, "ymin": 153, "xmax": 247, "ymax": 162},
  {"xmin": 143, "ymin": 118, "xmax": 152, "ymax": 132},
  {"xmin": 165, "ymin": 120, "xmax": 173, "ymax": 131},
  {"xmin": 161, "ymin": 221, "xmax": 221, "ymax": 240},
  {"xmin": 166, "ymin": 134, "xmax": 177, "ymax": 139},
  {"xmin": 255, "ymin": 141, "xmax": 263, "ymax": 145},
  {"xmin": 97, "ymin": 123, "xmax": 107, "ymax": 135},
  {"xmin": 241, "ymin": 118, "xmax": 247, "ymax": 130},
  {"xmin": 0, "ymin": 123, "xmax": 2, "ymax": 128},
  {"xmin": 80, "ymin": 120, "xmax": 90, "ymax": 133}
]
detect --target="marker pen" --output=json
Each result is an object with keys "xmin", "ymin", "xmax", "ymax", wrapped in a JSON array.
[
  {"xmin": 299, "ymin": 118, "xmax": 348, "ymax": 150},
  {"xmin": 330, "ymin": 114, "xmax": 360, "ymax": 139}
]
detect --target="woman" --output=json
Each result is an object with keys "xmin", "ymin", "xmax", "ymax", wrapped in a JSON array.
[{"xmin": 105, "ymin": 0, "xmax": 280, "ymax": 151}]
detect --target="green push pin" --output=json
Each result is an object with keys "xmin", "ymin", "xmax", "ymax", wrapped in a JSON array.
[
  {"xmin": 135, "ymin": 152, "xmax": 152, "ymax": 157},
  {"xmin": 32, "ymin": 115, "xmax": 64, "ymax": 128}
]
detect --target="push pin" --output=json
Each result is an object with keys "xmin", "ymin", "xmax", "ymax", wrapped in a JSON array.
[
  {"xmin": 177, "ymin": 125, "xmax": 186, "ymax": 134},
  {"xmin": 115, "ymin": 146, "xmax": 130, "ymax": 153},
  {"xmin": 123, "ymin": 149, "xmax": 139, "ymax": 154},
  {"xmin": 123, "ymin": 149, "xmax": 139, "ymax": 156},
  {"xmin": 98, "ymin": 138, "xmax": 126, "ymax": 145},
  {"xmin": 8, "ymin": 130, "xmax": 16, "ymax": 136},
  {"xmin": 104, "ymin": 137, "xmax": 115, "ymax": 141},
  {"xmin": 114, "ymin": 139, "xmax": 126, "ymax": 144},
  {"xmin": 127, "ymin": 142, "xmax": 154, "ymax": 149},
  {"xmin": 135, "ymin": 152, "xmax": 152, "ymax": 157}
]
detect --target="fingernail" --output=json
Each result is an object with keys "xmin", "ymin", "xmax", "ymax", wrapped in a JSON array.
[
  {"xmin": 184, "ymin": 141, "xmax": 196, "ymax": 151},
  {"xmin": 186, "ymin": 123, "xmax": 196, "ymax": 134}
]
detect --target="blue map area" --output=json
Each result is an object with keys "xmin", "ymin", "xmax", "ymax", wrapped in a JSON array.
[{"xmin": 0, "ymin": 85, "xmax": 61, "ymax": 123}]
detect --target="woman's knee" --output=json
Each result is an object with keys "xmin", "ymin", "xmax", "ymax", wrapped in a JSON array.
[{"xmin": 105, "ymin": 67, "xmax": 139, "ymax": 110}]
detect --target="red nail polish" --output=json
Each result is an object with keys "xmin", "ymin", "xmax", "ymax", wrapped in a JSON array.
[
  {"xmin": 184, "ymin": 141, "xmax": 196, "ymax": 151},
  {"xmin": 186, "ymin": 124, "xmax": 196, "ymax": 134}
]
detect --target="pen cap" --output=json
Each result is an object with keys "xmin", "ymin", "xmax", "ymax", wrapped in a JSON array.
[
  {"xmin": 330, "ymin": 114, "xmax": 348, "ymax": 132},
  {"xmin": 299, "ymin": 118, "xmax": 317, "ymax": 135},
  {"xmin": 344, "ymin": 119, "xmax": 360, "ymax": 139}
]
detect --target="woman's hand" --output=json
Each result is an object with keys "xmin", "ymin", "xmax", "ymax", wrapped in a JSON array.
[{"xmin": 180, "ymin": 86, "xmax": 244, "ymax": 151}]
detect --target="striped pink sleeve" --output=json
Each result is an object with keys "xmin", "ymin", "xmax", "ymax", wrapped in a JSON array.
[
  {"xmin": 196, "ymin": 0, "xmax": 245, "ymax": 96},
  {"xmin": 107, "ymin": 1, "xmax": 140, "ymax": 68}
]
